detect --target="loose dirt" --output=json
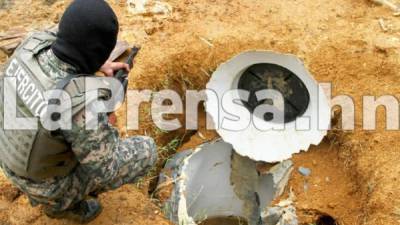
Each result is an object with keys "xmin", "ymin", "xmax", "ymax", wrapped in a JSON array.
[
  {"xmin": 289, "ymin": 140, "xmax": 363, "ymax": 225},
  {"xmin": 1, "ymin": 0, "xmax": 400, "ymax": 224}
]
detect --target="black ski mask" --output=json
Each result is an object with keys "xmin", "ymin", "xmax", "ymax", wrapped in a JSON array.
[{"xmin": 51, "ymin": 0, "xmax": 119, "ymax": 74}]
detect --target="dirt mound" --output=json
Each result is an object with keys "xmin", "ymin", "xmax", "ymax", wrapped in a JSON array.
[{"xmin": 2, "ymin": 0, "xmax": 400, "ymax": 224}]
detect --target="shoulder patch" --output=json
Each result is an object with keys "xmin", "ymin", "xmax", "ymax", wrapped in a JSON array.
[{"xmin": 5, "ymin": 58, "xmax": 46, "ymax": 117}]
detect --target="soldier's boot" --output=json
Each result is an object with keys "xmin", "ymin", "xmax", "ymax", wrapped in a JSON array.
[{"xmin": 44, "ymin": 198, "xmax": 103, "ymax": 223}]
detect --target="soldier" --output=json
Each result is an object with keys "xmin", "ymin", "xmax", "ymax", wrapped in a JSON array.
[{"xmin": 0, "ymin": 0, "xmax": 157, "ymax": 223}]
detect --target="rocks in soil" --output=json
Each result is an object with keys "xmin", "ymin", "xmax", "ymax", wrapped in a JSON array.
[
  {"xmin": 262, "ymin": 198, "xmax": 298, "ymax": 225},
  {"xmin": 298, "ymin": 167, "xmax": 311, "ymax": 177},
  {"xmin": 127, "ymin": 0, "xmax": 172, "ymax": 17}
]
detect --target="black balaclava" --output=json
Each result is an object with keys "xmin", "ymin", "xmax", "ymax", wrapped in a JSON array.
[{"xmin": 51, "ymin": 0, "xmax": 119, "ymax": 74}]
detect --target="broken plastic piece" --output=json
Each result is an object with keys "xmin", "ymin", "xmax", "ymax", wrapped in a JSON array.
[
  {"xmin": 160, "ymin": 139, "xmax": 293, "ymax": 225},
  {"xmin": 205, "ymin": 51, "xmax": 331, "ymax": 163},
  {"xmin": 298, "ymin": 167, "xmax": 311, "ymax": 177},
  {"xmin": 262, "ymin": 199, "xmax": 298, "ymax": 225}
]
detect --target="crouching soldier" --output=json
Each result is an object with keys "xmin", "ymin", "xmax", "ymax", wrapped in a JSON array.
[{"xmin": 0, "ymin": 0, "xmax": 157, "ymax": 223}]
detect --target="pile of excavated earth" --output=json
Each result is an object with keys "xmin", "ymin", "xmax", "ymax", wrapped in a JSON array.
[{"xmin": 1, "ymin": 0, "xmax": 400, "ymax": 224}]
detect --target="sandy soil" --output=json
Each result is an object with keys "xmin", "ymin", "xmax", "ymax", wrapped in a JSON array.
[
  {"xmin": 0, "ymin": 171, "xmax": 171, "ymax": 225},
  {"xmin": 289, "ymin": 140, "xmax": 363, "ymax": 225},
  {"xmin": 1, "ymin": 0, "xmax": 400, "ymax": 224}
]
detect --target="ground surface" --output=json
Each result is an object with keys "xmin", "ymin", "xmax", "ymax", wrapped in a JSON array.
[{"xmin": 1, "ymin": 0, "xmax": 400, "ymax": 224}]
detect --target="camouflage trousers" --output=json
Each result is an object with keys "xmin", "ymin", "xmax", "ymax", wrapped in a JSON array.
[
  {"xmin": 1, "ymin": 135, "xmax": 157, "ymax": 212},
  {"xmin": 0, "ymin": 0, "xmax": 12, "ymax": 9}
]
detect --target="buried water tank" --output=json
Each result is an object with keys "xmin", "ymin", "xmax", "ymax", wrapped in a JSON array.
[{"xmin": 158, "ymin": 51, "xmax": 330, "ymax": 225}]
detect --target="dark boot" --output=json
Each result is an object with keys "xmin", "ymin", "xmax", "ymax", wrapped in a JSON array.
[{"xmin": 44, "ymin": 199, "xmax": 103, "ymax": 223}]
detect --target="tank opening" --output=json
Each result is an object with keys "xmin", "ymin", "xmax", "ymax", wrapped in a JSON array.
[
  {"xmin": 316, "ymin": 215, "xmax": 338, "ymax": 225},
  {"xmin": 198, "ymin": 216, "xmax": 248, "ymax": 225},
  {"xmin": 238, "ymin": 63, "xmax": 310, "ymax": 123}
]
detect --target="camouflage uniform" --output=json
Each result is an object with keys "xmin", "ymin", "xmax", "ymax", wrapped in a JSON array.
[
  {"xmin": 1, "ymin": 48, "xmax": 157, "ymax": 212},
  {"xmin": 0, "ymin": 0, "xmax": 13, "ymax": 9}
]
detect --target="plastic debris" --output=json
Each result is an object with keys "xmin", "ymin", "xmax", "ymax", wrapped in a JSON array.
[
  {"xmin": 159, "ymin": 139, "xmax": 294, "ymax": 225},
  {"xmin": 262, "ymin": 199, "xmax": 298, "ymax": 225},
  {"xmin": 298, "ymin": 167, "xmax": 311, "ymax": 177}
]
